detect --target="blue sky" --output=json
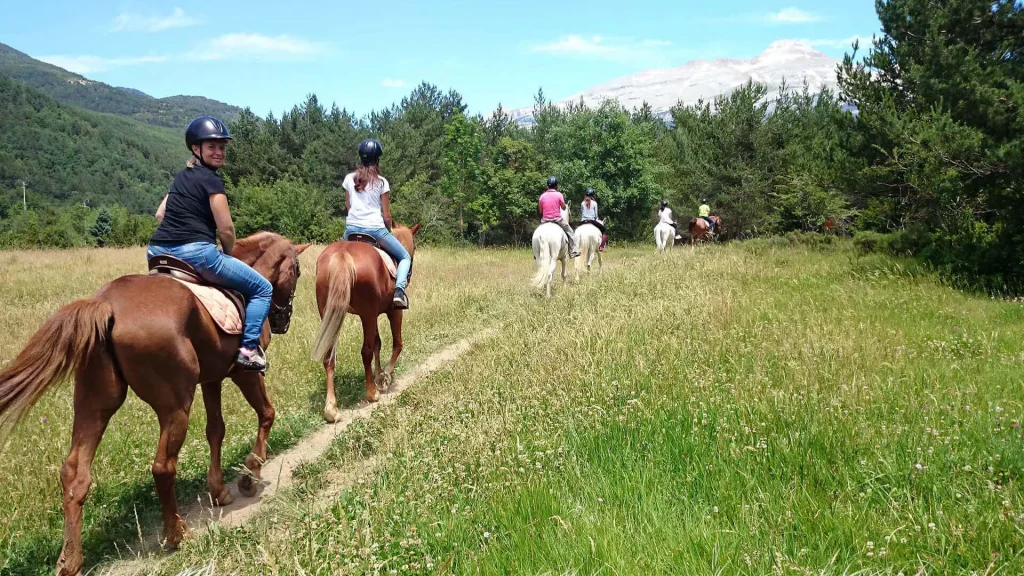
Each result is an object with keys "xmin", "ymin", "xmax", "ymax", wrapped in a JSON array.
[{"xmin": 0, "ymin": 0, "xmax": 880, "ymax": 118}]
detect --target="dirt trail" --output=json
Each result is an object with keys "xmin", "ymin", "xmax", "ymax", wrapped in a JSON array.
[{"xmin": 99, "ymin": 327, "xmax": 496, "ymax": 574}]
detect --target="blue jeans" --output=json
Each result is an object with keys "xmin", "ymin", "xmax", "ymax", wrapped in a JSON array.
[
  {"xmin": 344, "ymin": 225, "xmax": 411, "ymax": 291},
  {"xmin": 147, "ymin": 242, "xmax": 273, "ymax": 349}
]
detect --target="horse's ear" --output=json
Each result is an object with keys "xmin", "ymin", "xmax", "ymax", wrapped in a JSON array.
[
  {"xmin": 294, "ymin": 243, "xmax": 312, "ymax": 255},
  {"xmin": 410, "ymin": 223, "xmax": 422, "ymax": 235}
]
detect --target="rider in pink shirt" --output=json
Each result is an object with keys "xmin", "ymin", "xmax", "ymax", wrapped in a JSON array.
[{"xmin": 538, "ymin": 177, "xmax": 580, "ymax": 257}]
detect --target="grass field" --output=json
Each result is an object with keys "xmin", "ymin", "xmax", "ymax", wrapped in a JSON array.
[{"xmin": 1, "ymin": 241, "xmax": 1023, "ymax": 575}]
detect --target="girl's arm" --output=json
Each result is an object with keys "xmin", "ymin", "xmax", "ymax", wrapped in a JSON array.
[
  {"xmin": 381, "ymin": 192, "xmax": 393, "ymax": 232},
  {"xmin": 155, "ymin": 194, "xmax": 168, "ymax": 223},
  {"xmin": 209, "ymin": 194, "xmax": 236, "ymax": 255}
]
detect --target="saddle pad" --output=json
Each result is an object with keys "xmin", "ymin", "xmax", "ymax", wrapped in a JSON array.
[
  {"xmin": 170, "ymin": 277, "xmax": 244, "ymax": 335},
  {"xmin": 375, "ymin": 247, "xmax": 397, "ymax": 279}
]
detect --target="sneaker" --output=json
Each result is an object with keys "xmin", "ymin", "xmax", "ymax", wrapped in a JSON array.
[
  {"xmin": 392, "ymin": 288, "xmax": 409, "ymax": 310},
  {"xmin": 236, "ymin": 346, "xmax": 268, "ymax": 373}
]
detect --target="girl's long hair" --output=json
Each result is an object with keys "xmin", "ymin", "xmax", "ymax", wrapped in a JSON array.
[{"xmin": 354, "ymin": 163, "xmax": 381, "ymax": 192}]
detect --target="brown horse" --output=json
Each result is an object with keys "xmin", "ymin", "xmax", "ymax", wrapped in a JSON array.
[
  {"xmin": 0, "ymin": 232, "xmax": 309, "ymax": 576},
  {"xmin": 689, "ymin": 216, "xmax": 722, "ymax": 245},
  {"xmin": 311, "ymin": 224, "xmax": 420, "ymax": 422}
]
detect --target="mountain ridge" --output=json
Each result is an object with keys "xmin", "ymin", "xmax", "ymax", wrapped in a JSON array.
[
  {"xmin": 0, "ymin": 41, "xmax": 240, "ymax": 129},
  {"xmin": 509, "ymin": 40, "xmax": 841, "ymax": 125}
]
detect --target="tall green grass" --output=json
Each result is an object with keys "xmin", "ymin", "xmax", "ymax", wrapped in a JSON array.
[{"xmin": 143, "ymin": 242, "xmax": 1024, "ymax": 575}]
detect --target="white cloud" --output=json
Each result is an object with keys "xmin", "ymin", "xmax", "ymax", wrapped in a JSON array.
[
  {"xmin": 766, "ymin": 7, "xmax": 821, "ymax": 23},
  {"xmin": 381, "ymin": 79, "xmax": 407, "ymax": 88},
  {"xmin": 799, "ymin": 35, "xmax": 871, "ymax": 49},
  {"xmin": 531, "ymin": 35, "xmax": 673, "ymax": 62},
  {"xmin": 40, "ymin": 32, "xmax": 328, "ymax": 76},
  {"xmin": 38, "ymin": 54, "xmax": 167, "ymax": 74},
  {"xmin": 189, "ymin": 33, "xmax": 329, "ymax": 61},
  {"xmin": 112, "ymin": 7, "xmax": 196, "ymax": 32}
]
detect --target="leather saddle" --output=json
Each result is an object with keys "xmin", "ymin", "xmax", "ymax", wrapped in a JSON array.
[
  {"xmin": 346, "ymin": 233, "xmax": 407, "ymax": 281},
  {"xmin": 147, "ymin": 255, "xmax": 247, "ymax": 333}
]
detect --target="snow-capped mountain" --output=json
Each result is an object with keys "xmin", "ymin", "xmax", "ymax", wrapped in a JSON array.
[{"xmin": 508, "ymin": 40, "xmax": 840, "ymax": 125}]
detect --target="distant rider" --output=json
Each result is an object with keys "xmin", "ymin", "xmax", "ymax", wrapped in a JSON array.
[
  {"xmin": 580, "ymin": 188, "xmax": 608, "ymax": 252},
  {"xmin": 658, "ymin": 199, "xmax": 681, "ymax": 240},
  {"xmin": 699, "ymin": 198, "xmax": 714, "ymax": 232},
  {"xmin": 539, "ymin": 177, "xmax": 580, "ymax": 258}
]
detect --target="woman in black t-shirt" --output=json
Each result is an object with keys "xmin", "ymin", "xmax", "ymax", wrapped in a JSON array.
[{"xmin": 147, "ymin": 116, "xmax": 273, "ymax": 372}]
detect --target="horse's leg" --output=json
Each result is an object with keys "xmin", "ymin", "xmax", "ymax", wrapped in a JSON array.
[
  {"xmin": 323, "ymin": 347, "xmax": 340, "ymax": 422},
  {"xmin": 56, "ymin": 357, "xmax": 127, "ymax": 576},
  {"xmin": 360, "ymin": 315, "xmax": 380, "ymax": 402},
  {"xmin": 379, "ymin": 309, "xmax": 404, "ymax": 391},
  {"xmin": 201, "ymin": 381, "xmax": 232, "ymax": 506},
  {"xmin": 372, "ymin": 330, "xmax": 384, "ymax": 387},
  {"xmin": 152, "ymin": 406, "xmax": 192, "ymax": 549},
  {"xmin": 231, "ymin": 371, "xmax": 275, "ymax": 497}
]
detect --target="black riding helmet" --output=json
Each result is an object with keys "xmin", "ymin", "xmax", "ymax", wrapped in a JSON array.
[
  {"xmin": 185, "ymin": 116, "xmax": 232, "ymax": 165},
  {"xmin": 661, "ymin": 199, "xmax": 669, "ymax": 208},
  {"xmin": 358, "ymin": 138, "xmax": 383, "ymax": 165},
  {"xmin": 585, "ymin": 188, "xmax": 596, "ymax": 198},
  {"xmin": 547, "ymin": 176, "xmax": 559, "ymax": 189}
]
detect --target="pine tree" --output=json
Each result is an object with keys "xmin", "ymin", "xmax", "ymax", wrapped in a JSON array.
[{"xmin": 89, "ymin": 207, "xmax": 113, "ymax": 247}]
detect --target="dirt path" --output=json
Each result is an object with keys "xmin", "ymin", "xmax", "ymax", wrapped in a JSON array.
[{"xmin": 100, "ymin": 327, "xmax": 497, "ymax": 574}]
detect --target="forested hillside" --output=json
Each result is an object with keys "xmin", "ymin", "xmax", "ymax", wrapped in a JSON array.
[{"xmin": 0, "ymin": 73, "xmax": 181, "ymax": 246}]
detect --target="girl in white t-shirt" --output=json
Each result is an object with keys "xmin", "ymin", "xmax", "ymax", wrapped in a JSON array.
[
  {"xmin": 658, "ymin": 199, "xmax": 681, "ymax": 239},
  {"xmin": 343, "ymin": 138, "xmax": 412, "ymax": 309}
]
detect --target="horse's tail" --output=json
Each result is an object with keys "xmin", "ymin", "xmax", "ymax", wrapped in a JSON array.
[
  {"xmin": 311, "ymin": 252, "xmax": 357, "ymax": 363},
  {"xmin": 576, "ymin": 227, "xmax": 598, "ymax": 270},
  {"xmin": 532, "ymin": 235, "xmax": 555, "ymax": 289},
  {"xmin": 0, "ymin": 299, "xmax": 112, "ymax": 440}
]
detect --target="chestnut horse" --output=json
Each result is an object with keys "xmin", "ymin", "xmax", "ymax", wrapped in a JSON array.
[
  {"xmin": 0, "ymin": 232, "xmax": 308, "ymax": 576},
  {"xmin": 689, "ymin": 216, "xmax": 722, "ymax": 245},
  {"xmin": 311, "ymin": 224, "xmax": 420, "ymax": 422}
]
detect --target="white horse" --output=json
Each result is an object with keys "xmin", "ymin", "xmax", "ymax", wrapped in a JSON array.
[
  {"xmin": 574, "ymin": 222, "xmax": 603, "ymax": 280},
  {"xmin": 532, "ymin": 222, "xmax": 570, "ymax": 297},
  {"xmin": 654, "ymin": 222, "xmax": 675, "ymax": 252}
]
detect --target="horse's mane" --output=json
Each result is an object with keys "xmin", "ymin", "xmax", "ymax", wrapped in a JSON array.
[{"xmin": 233, "ymin": 232, "xmax": 290, "ymax": 268}]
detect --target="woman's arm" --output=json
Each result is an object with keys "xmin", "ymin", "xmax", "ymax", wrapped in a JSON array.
[
  {"xmin": 155, "ymin": 194, "xmax": 168, "ymax": 223},
  {"xmin": 381, "ymin": 192, "xmax": 393, "ymax": 232},
  {"xmin": 209, "ymin": 194, "xmax": 236, "ymax": 255}
]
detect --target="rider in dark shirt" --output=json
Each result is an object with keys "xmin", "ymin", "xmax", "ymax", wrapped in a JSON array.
[{"xmin": 148, "ymin": 116, "xmax": 273, "ymax": 372}]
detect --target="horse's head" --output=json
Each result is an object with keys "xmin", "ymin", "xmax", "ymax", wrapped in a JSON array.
[
  {"xmin": 392, "ymin": 223, "xmax": 421, "ymax": 257},
  {"xmin": 234, "ymin": 232, "xmax": 311, "ymax": 335},
  {"xmin": 391, "ymin": 223, "xmax": 421, "ymax": 284}
]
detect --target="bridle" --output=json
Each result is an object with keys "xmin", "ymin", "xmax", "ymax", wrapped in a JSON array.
[{"xmin": 268, "ymin": 247, "xmax": 300, "ymax": 335}]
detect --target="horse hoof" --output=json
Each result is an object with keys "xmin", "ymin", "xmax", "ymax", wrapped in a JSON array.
[
  {"xmin": 211, "ymin": 487, "xmax": 234, "ymax": 507},
  {"xmin": 238, "ymin": 474, "xmax": 258, "ymax": 498},
  {"xmin": 375, "ymin": 372, "xmax": 393, "ymax": 392},
  {"xmin": 162, "ymin": 521, "xmax": 187, "ymax": 551},
  {"xmin": 365, "ymin": 390, "xmax": 380, "ymax": 403},
  {"xmin": 323, "ymin": 406, "xmax": 341, "ymax": 423}
]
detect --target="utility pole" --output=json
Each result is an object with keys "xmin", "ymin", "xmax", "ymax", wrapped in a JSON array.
[{"xmin": 17, "ymin": 180, "xmax": 26, "ymax": 211}]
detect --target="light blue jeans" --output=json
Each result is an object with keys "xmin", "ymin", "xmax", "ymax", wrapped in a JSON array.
[
  {"xmin": 147, "ymin": 242, "xmax": 273, "ymax": 349},
  {"xmin": 344, "ymin": 225, "xmax": 411, "ymax": 291}
]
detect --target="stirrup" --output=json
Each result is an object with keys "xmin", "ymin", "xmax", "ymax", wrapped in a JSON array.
[{"xmin": 236, "ymin": 346, "xmax": 268, "ymax": 373}]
